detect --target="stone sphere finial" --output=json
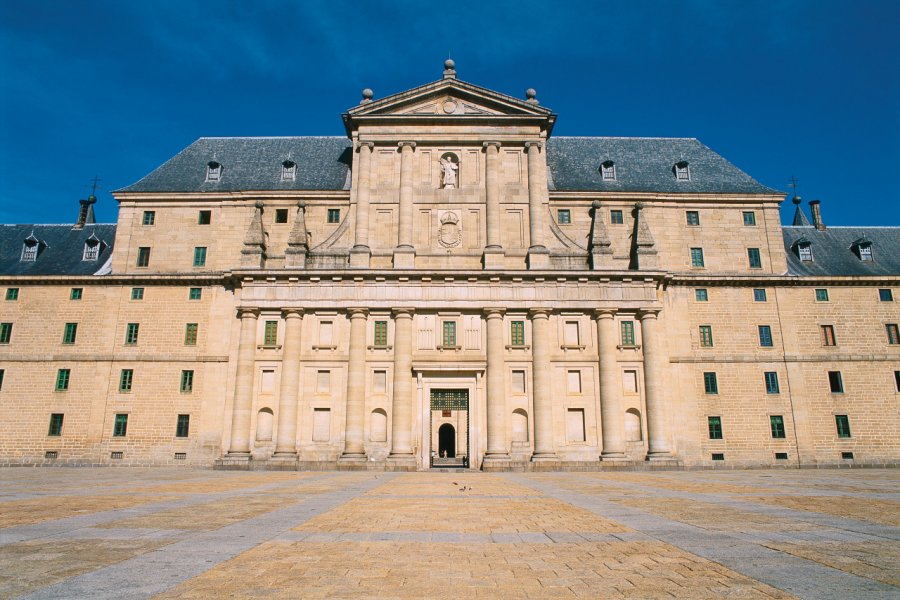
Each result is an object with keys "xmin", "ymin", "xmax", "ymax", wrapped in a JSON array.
[
  {"xmin": 634, "ymin": 201, "xmax": 645, "ymax": 210},
  {"xmin": 361, "ymin": 88, "xmax": 374, "ymax": 101},
  {"xmin": 254, "ymin": 200, "xmax": 265, "ymax": 210},
  {"xmin": 444, "ymin": 59, "xmax": 455, "ymax": 70},
  {"xmin": 792, "ymin": 195, "xmax": 802, "ymax": 205},
  {"xmin": 526, "ymin": 88, "xmax": 537, "ymax": 100},
  {"xmin": 591, "ymin": 200, "xmax": 602, "ymax": 209}
]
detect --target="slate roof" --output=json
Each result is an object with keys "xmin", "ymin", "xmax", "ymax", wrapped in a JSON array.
[
  {"xmin": 0, "ymin": 224, "xmax": 116, "ymax": 276},
  {"xmin": 782, "ymin": 227, "xmax": 900, "ymax": 276},
  {"xmin": 546, "ymin": 137, "xmax": 778, "ymax": 194}
]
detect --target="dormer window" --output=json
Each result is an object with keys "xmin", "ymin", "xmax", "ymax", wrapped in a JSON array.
[
  {"xmin": 674, "ymin": 161, "xmax": 690, "ymax": 181},
  {"xmin": 859, "ymin": 244, "xmax": 873, "ymax": 261},
  {"xmin": 600, "ymin": 160, "xmax": 616, "ymax": 181},
  {"xmin": 206, "ymin": 161, "xmax": 222, "ymax": 182},
  {"xmin": 281, "ymin": 160, "xmax": 296, "ymax": 182},
  {"xmin": 797, "ymin": 241, "xmax": 812, "ymax": 262},
  {"xmin": 82, "ymin": 233, "xmax": 105, "ymax": 261},
  {"xmin": 21, "ymin": 235, "xmax": 40, "ymax": 262},
  {"xmin": 851, "ymin": 238, "xmax": 874, "ymax": 261}
]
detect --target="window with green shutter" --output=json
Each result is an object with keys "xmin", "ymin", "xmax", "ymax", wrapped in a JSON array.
[
  {"xmin": 620, "ymin": 321, "xmax": 635, "ymax": 346},
  {"xmin": 176, "ymin": 414, "xmax": 190, "ymax": 437},
  {"xmin": 184, "ymin": 323, "xmax": 198, "ymax": 346},
  {"xmin": 770, "ymin": 415, "xmax": 786, "ymax": 438},
  {"xmin": 193, "ymin": 246, "xmax": 207, "ymax": 267},
  {"xmin": 55, "ymin": 369, "xmax": 70, "ymax": 391},
  {"xmin": 48, "ymin": 413, "xmax": 64, "ymax": 436},
  {"xmin": 264, "ymin": 321, "xmax": 278, "ymax": 346},
  {"xmin": 180, "ymin": 370, "xmax": 194, "ymax": 393},
  {"xmin": 113, "ymin": 414, "xmax": 128, "ymax": 437},
  {"xmin": 119, "ymin": 369, "xmax": 133, "ymax": 392},
  {"xmin": 442, "ymin": 321, "xmax": 457, "ymax": 347},
  {"xmin": 62, "ymin": 323, "xmax": 77, "ymax": 345},
  {"xmin": 835, "ymin": 414, "xmax": 851, "ymax": 438},
  {"xmin": 707, "ymin": 416, "xmax": 722, "ymax": 439},
  {"xmin": 125, "ymin": 323, "xmax": 139, "ymax": 345},
  {"xmin": 703, "ymin": 372, "xmax": 718, "ymax": 394},
  {"xmin": 373, "ymin": 321, "xmax": 388, "ymax": 347},
  {"xmin": 699, "ymin": 325, "xmax": 713, "ymax": 347},
  {"xmin": 510, "ymin": 321, "xmax": 525, "ymax": 346}
]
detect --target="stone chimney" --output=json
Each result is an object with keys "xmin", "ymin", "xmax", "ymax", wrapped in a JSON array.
[
  {"xmin": 809, "ymin": 200, "xmax": 825, "ymax": 231},
  {"xmin": 74, "ymin": 194, "xmax": 97, "ymax": 229}
]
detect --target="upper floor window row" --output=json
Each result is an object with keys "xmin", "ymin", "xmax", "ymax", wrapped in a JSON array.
[
  {"xmin": 205, "ymin": 159, "xmax": 300, "ymax": 183},
  {"xmin": 795, "ymin": 237, "xmax": 881, "ymax": 263}
]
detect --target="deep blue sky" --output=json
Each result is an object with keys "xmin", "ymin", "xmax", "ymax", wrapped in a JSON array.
[{"xmin": 1, "ymin": 1, "xmax": 898, "ymax": 226}]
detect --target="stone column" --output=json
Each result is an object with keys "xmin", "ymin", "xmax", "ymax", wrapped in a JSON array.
[
  {"xmin": 483, "ymin": 141, "xmax": 504, "ymax": 269},
  {"xmin": 530, "ymin": 309, "xmax": 556, "ymax": 460},
  {"xmin": 341, "ymin": 308, "xmax": 368, "ymax": 460},
  {"xmin": 484, "ymin": 309, "xmax": 509, "ymax": 459},
  {"xmin": 394, "ymin": 141, "xmax": 416, "ymax": 268},
  {"xmin": 639, "ymin": 309, "xmax": 673, "ymax": 460},
  {"xmin": 350, "ymin": 141, "xmax": 374, "ymax": 267},
  {"xmin": 525, "ymin": 141, "xmax": 550, "ymax": 269},
  {"xmin": 388, "ymin": 309, "xmax": 415, "ymax": 466},
  {"xmin": 227, "ymin": 308, "xmax": 259, "ymax": 457},
  {"xmin": 273, "ymin": 309, "xmax": 303, "ymax": 458},
  {"xmin": 596, "ymin": 309, "xmax": 626, "ymax": 460}
]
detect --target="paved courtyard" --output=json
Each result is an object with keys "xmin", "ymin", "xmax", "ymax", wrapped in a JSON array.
[{"xmin": 0, "ymin": 468, "xmax": 897, "ymax": 599}]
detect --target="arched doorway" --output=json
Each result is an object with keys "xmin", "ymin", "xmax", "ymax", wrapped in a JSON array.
[{"xmin": 438, "ymin": 423, "xmax": 456, "ymax": 458}]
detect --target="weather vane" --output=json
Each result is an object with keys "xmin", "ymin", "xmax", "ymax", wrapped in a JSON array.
[
  {"xmin": 787, "ymin": 175, "xmax": 799, "ymax": 196},
  {"xmin": 90, "ymin": 175, "xmax": 101, "ymax": 196}
]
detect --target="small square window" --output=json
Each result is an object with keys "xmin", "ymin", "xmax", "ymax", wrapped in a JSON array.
[
  {"xmin": 142, "ymin": 211, "xmax": 156, "ymax": 226},
  {"xmin": 70, "ymin": 288, "xmax": 83, "ymax": 300},
  {"xmin": 690, "ymin": 248, "xmax": 705, "ymax": 268},
  {"xmin": 176, "ymin": 414, "xmax": 190, "ymax": 437},
  {"xmin": 748, "ymin": 248, "xmax": 762, "ymax": 269},
  {"xmin": 711, "ymin": 453, "xmax": 725, "ymax": 461},
  {"xmin": 275, "ymin": 208, "xmax": 289, "ymax": 224},
  {"xmin": 610, "ymin": 209, "xmax": 624, "ymax": 225},
  {"xmin": 125, "ymin": 323, "xmax": 139, "ymax": 345},
  {"xmin": 557, "ymin": 209, "xmax": 571, "ymax": 224},
  {"xmin": 703, "ymin": 372, "xmax": 718, "ymax": 394},
  {"xmin": 5, "ymin": 288, "xmax": 18, "ymax": 301},
  {"xmin": 198, "ymin": 210, "xmax": 211, "ymax": 225},
  {"xmin": 119, "ymin": 369, "xmax": 134, "ymax": 392},
  {"xmin": 887, "ymin": 323, "xmax": 900, "ymax": 345},
  {"xmin": 131, "ymin": 287, "xmax": 144, "ymax": 300},
  {"xmin": 742, "ymin": 211, "xmax": 757, "ymax": 226},
  {"xmin": 841, "ymin": 451, "xmax": 854, "ymax": 460},
  {"xmin": 821, "ymin": 325, "xmax": 836, "ymax": 346},
  {"xmin": 193, "ymin": 247, "xmax": 207, "ymax": 267},
  {"xmin": 753, "ymin": 289, "xmax": 767, "ymax": 302},
  {"xmin": 699, "ymin": 325, "xmax": 713, "ymax": 348},
  {"xmin": 185, "ymin": 323, "xmax": 198, "ymax": 346},
  {"xmin": 828, "ymin": 371, "xmax": 844, "ymax": 393},
  {"xmin": 764, "ymin": 371, "xmax": 780, "ymax": 394},
  {"xmin": 0, "ymin": 322, "xmax": 12, "ymax": 344},
  {"xmin": 695, "ymin": 289, "xmax": 708, "ymax": 302},
  {"xmin": 62, "ymin": 323, "xmax": 77, "ymax": 345},
  {"xmin": 113, "ymin": 413, "xmax": 128, "ymax": 437},
  {"xmin": 55, "ymin": 368, "xmax": 70, "ymax": 391},
  {"xmin": 770, "ymin": 415, "xmax": 786, "ymax": 439},
  {"xmin": 758, "ymin": 325, "xmax": 773, "ymax": 347},
  {"xmin": 775, "ymin": 452, "xmax": 789, "ymax": 460},
  {"xmin": 136, "ymin": 247, "xmax": 151, "ymax": 268},
  {"xmin": 327, "ymin": 208, "xmax": 341, "ymax": 224},
  {"xmin": 815, "ymin": 288, "xmax": 829, "ymax": 302},
  {"xmin": 879, "ymin": 289, "xmax": 893, "ymax": 302},
  {"xmin": 263, "ymin": 320, "xmax": 278, "ymax": 346},
  {"xmin": 510, "ymin": 320, "xmax": 525, "ymax": 346},
  {"xmin": 686, "ymin": 211, "xmax": 700, "ymax": 226},
  {"xmin": 48, "ymin": 413, "xmax": 64, "ymax": 436},
  {"xmin": 707, "ymin": 416, "xmax": 722, "ymax": 440},
  {"xmin": 180, "ymin": 370, "xmax": 194, "ymax": 393},
  {"xmin": 835, "ymin": 414, "xmax": 851, "ymax": 438},
  {"xmin": 373, "ymin": 320, "xmax": 388, "ymax": 347},
  {"xmin": 189, "ymin": 287, "xmax": 202, "ymax": 300},
  {"xmin": 620, "ymin": 321, "xmax": 635, "ymax": 346}
]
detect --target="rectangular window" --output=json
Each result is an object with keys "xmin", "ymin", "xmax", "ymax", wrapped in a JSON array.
[
  {"xmin": 699, "ymin": 325, "xmax": 713, "ymax": 348},
  {"xmin": 821, "ymin": 325, "xmax": 836, "ymax": 346},
  {"xmin": 566, "ymin": 408, "xmax": 586, "ymax": 442},
  {"xmin": 129, "ymin": 287, "xmax": 143, "ymax": 300},
  {"xmin": 753, "ymin": 289, "xmax": 767, "ymax": 302},
  {"xmin": 748, "ymin": 248, "xmax": 762, "ymax": 269},
  {"xmin": 623, "ymin": 370, "xmax": 638, "ymax": 393},
  {"xmin": 835, "ymin": 414, "xmax": 851, "ymax": 438},
  {"xmin": 48, "ymin": 413, "xmax": 64, "ymax": 436},
  {"xmin": 192, "ymin": 246, "xmax": 207, "ymax": 267},
  {"xmin": 798, "ymin": 245, "xmax": 813, "ymax": 261},
  {"xmin": 620, "ymin": 320, "xmax": 635, "ymax": 346},
  {"xmin": 316, "ymin": 370, "xmax": 330, "ymax": 393},
  {"xmin": 703, "ymin": 372, "xmax": 718, "ymax": 394},
  {"xmin": 176, "ymin": 414, "xmax": 190, "ymax": 437},
  {"xmin": 198, "ymin": 210, "xmax": 211, "ymax": 225},
  {"xmin": 113, "ymin": 414, "xmax": 128, "ymax": 437},
  {"xmin": 690, "ymin": 247, "xmax": 705, "ymax": 268},
  {"xmin": 510, "ymin": 320, "xmax": 525, "ymax": 346},
  {"xmin": 828, "ymin": 371, "xmax": 844, "ymax": 393},
  {"xmin": 70, "ymin": 287, "xmax": 83, "ymax": 300},
  {"xmin": 142, "ymin": 210, "xmax": 155, "ymax": 226},
  {"xmin": 373, "ymin": 320, "xmax": 388, "ymax": 347},
  {"xmin": 318, "ymin": 320, "xmax": 333, "ymax": 345},
  {"xmin": 707, "ymin": 416, "xmax": 723, "ymax": 440},
  {"xmin": 686, "ymin": 211, "xmax": 700, "ymax": 226},
  {"xmin": 859, "ymin": 245, "xmax": 873, "ymax": 261},
  {"xmin": 695, "ymin": 288, "xmax": 708, "ymax": 302},
  {"xmin": 770, "ymin": 415, "xmax": 786, "ymax": 438},
  {"xmin": 557, "ymin": 209, "xmax": 571, "ymax": 224},
  {"xmin": 758, "ymin": 325, "xmax": 773, "ymax": 347},
  {"xmin": 136, "ymin": 247, "xmax": 151, "ymax": 267},
  {"xmin": 567, "ymin": 370, "xmax": 582, "ymax": 393},
  {"xmin": 263, "ymin": 320, "xmax": 278, "ymax": 346},
  {"xmin": 62, "ymin": 323, "xmax": 77, "ymax": 345},
  {"xmin": 610, "ymin": 209, "xmax": 623, "ymax": 224},
  {"xmin": 775, "ymin": 452, "xmax": 789, "ymax": 460},
  {"xmin": 0, "ymin": 322, "xmax": 12, "ymax": 344},
  {"xmin": 742, "ymin": 211, "xmax": 757, "ymax": 226},
  {"xmin": 275, "ymin": 208, "xmax": 288, "ymax": 224},
  {"xmin": 764, "ymin": 371, "xmax": 780, "ymax": 394},
  {"xmin": 563, "ymin": 321, "xmax": 580, "ymax": 346},
  {"xmin": 119, "ymin": 369, "xmax": 134, "ymax": 392},
  {"xmin": 55, "ymin": 368, "xmax": 70, "ymax": 391},
  {"xmin": 373, "ymin": 370, "xmax": 387, "ymax": 393},
  {"xmin": 894, "ymin": 370, "xmax": 900, "ymax": 392},
  {"xmin": 0, "ymin": 368, "xmax": 4, "ymax": 391},
  {"xmin": 83, "ymin": 243, "xmax": 99, "ymax": 261},
  {"xmin": 184, "ymin": 323, "xmax": 198, "ymax": 346},
  {"xmin": 512, "ymin": 370, "xmax": 526, "ymax": 393},
  {"xmin": 815, "ymin": 288, "xmax": 829, "ymax": 302},
  {"xmin": 125, "ymin": 323, "xmax": 139, "ymax": 345},
  {"xmin": 442, "ymin": 321, "xmax": 457, "ymax": 347},
  {"xmin": 189, "ymin": 287, "xmax": 202, "ymax": 300},
  {"xmin": 887, "ymin": 323, "xmax": 900, "ymax": 345},
  {"xmin": 180, "ymin": 370, "xmax": 194, "ymax": 393},
  {"xmin": 5, "ymin": 288, "xmax": 18, "ymax": 301},
  {"xmin": 879, "ymin": 289, "xmax": 894, "ymax": 302},
  {"xmin": 327, "ymin": 208, "xmax": 340, "ymax": 224}
]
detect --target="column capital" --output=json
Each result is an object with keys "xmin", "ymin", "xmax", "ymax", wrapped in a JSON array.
[
  {"xmin": 528, "ymin": 308, "xmax": 552, "ymax": 319},
  {"xmin": 483, "ymin": 308, "xmax": 506, "ymax": 319},
  {"xmin": 594, "ymin": 308, "xmax": 618, "ymax": 320},
  {"xmin": 392, "ymin": 308, "xmax": 415, "ymax": 319},
  {"xmin": 524, "ymin": 141, "xmax": 543, "ymax": 150},
  {"xmin": 483, "ymin": 141, "xmax": 501, "ymax": 151},
  {"xmin": 637, "ymin": 308, "xmax": 661, "ymax": 320},
  {"xmin": 356, "ymin": 141, "xmax": 374, "ymax": 152},
  {"xmin": 237, "ymin": 307, "xmax": 260, "ymax": 319},
  {"xmin": 347, "ymin": 308, "xmax": 369, "ymax": 319},
  {"xmin": 397, "ymin": 141, "xmax": 417, "ymax": 149},
  {"xmin": 281, "ymin": 308, "xmax": 304, "ymax": 319}
]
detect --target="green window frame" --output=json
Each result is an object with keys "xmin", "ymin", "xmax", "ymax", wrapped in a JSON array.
[
  {"xmin": 188, "ymin": 287, "xmax": 202, "ymax": 300},
  {"xmin": 753, "ymin": 289, "xmax": 766, "ymax": 302},
  {"xmin": 184, "ymin": 323, "xmax": 198, "ymax": 346},
  {"xmin": 113, "ymin": 413, "xmax": 128, "ymax": 437},
  {"xmin": 690, "ymin": 247, "xmax": 704, "ymax": 268},
  {"xmin": 770, "ymin": 415, "xmax": 786, "ymax": 438},
  {"xmin": 887, "ymin": 324, "xmax": 900, "ymax": 345},
  {"xmin": 703, "ymin": 372, "xmax": 718, "ymax": 394},
  {"xmin": 70, "ymin": 287, "xmax": 83, "ymax": 300},
  {"xmin": 699, "ymin": 325, "xmax": 713, "ymax": 348},
  {"xmin": 815, "ymin": 288, "xmax": 829, "ymax": 302},
  {"xmin": 828, "ymin": 371, "xmax": 844, "ymax": 393},
  {"xmin": 835, "ymin": 414, "xmax": 851, "ymax": 438},
  {"xmin": 62, "ymin": 322, "xmax": 77, "ymax": 345},
  {"xmin": 557, "ymin": 209, "xmax": 571, "ymax": 224},
  {"xmin": 373, "ymin": 320, "xmax": 388, "ymax": 347},
  {"xmin": 695, "ymin": 289, "xmax": 708, "ymax": 302},
  {"xmin": 442, "ymin": 321, "xmax": 457, "ymax": 347},
  {"xmin": 136, "ymin": 247, "xmax": 151, "ymax": 267},
  {"xmin": 0, "ymin": 322, "xmax": 12, "ymax": 344},
  {"xmin": 686, "ymin": 210, "xmax": 700, "ymax": 226},
  {"xmin": 5, "ymin": 288, "xmax": 18, "ymax": 301},
  {"xmin": 610, "ymin": 209, "xmax": 624, "ymax": 224},
  {"xmin": 192, "ymin": 246, "xmax": 207, "ymax": 267},
  {"xmin": 758, "ymin": 325, "xmax": 773, "ymax": 347},
  {"xmin": 142, "ymin": 210, "xmax": 155, "ymax": 226},
  {"xmin": 263, "ymin": 320, "xmax": 278, "ymax": 346},
  {"xmin": 125, "ymin": 323, "xmax": 139, "ymax": 345},
  {"xmin": 176, "ymin": 414, "xmax": 190, "ymax": 438},
  {"xmin": 131, "ymin": 287, "xmax": 144, "ymax": 300},
  {"xmin": 748, "ymin": 247, "xmax": 762, "ymax": 269},
  {"xmin": 48, "ymin": 413, "xmax": 64, "ymax": 436},
  {"xmin": 742, "ymin": 211, "xmax": 757, "ymax": 226},
  {"xmin": 55, "ymin": 368, "xmax": 70, "ymax": 391},
  {"xmin": 327, "ymin": 208, "xmax": 340, "ymax": 223},
  {"xmin": 119, "ymin": 369, "xmax": 134, "ymax": 392},
  {"xmin": 620, "ymin": 321, "xmax": 635, "ymax": 346},
  {"xmin": 764, "ymin": 371, "xmax": 780, "ymax": 394},
  {"xmin": 510, "ymin": 320, "xmax": 525, "ymax": 346},
  {"xmin": 707, "ymin": 416, "xmax": 723, "ymax": 440},
  {"xmin": 198, "ymin": 210, "xmax": 211, "ymax": 225},
  {"xmin": 180, "ymin": 370, "xmax": 194, "ymax": 393}
]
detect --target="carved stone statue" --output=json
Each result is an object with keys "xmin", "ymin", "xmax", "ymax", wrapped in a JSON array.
[{"xmin": 440, "ymin": 156, "xmax": 458, "ymax": 189}]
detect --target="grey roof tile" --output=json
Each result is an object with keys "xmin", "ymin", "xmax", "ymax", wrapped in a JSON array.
[
  {"xmin": 0, "ymin": 224, "xmax": 116, "ymax": 276},
  {"xmin": 782, "ymin": 226, "xmax": 900, "ymax": 276}
]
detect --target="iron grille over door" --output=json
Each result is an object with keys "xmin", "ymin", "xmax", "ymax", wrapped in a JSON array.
[{"xmin": 430, "ymin": 389, "xmax": 468, "ymax": 411}]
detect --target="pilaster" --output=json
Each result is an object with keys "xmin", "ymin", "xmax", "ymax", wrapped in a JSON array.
[
  {"xmin": 596, "ymin": 309, "xmax": 626, "ymax": 460},
  {"xmin": 272, "ymin": 309, "xmax": 303, "ymax": 460}
]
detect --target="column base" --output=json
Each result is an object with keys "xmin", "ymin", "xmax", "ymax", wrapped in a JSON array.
[
  {"xmin": 600, "ymin": 452, "xmax": 629, "ymax": 462},
  {"xmin": 530, "ymin": 453, "xmax": 559, "ymax": 462},
  {"xmin": 646, "ymin": 452, "xmax": 677, "ymax": 462},
  {"xmin": 482, "ymin": 247, "xmax": 505, "ymax": 270},
  {"xmin": 386, "ymin": 455, "xmax": 417, "ymax": 471},
  {"xmin": 349, "ymin": 246, "xmax": 371, "ymax": 268},
  {"xmin": 392, "ymin": 246, "xmax": 416, "ymax": 269},
  {"xmin": 590, "ymin": 249, "xmax": 614, "ymax": 270},
  {"xmin": 526, "ymin": 246, "xmax": 551, "ymax": 269},
  {"xmin": 270, "ymin": 452, "xmax": 298, "ymax": 461},
  {"xmin": 214, "ymin": 453, "xmax": 251, "ymax": 470}
]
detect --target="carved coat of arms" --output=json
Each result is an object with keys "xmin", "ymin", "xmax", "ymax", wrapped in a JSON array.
[{"xmin": 438, "ymin": 211, "xmax": 462, "ymax": 248}]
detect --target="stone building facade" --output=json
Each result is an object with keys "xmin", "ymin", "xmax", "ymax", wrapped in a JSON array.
[{"xmin": 1, "ymin": 63, "xmax": 898, "ymax": 470}]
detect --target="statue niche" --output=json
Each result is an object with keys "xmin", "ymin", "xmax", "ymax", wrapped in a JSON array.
[{"xmin": 439, "ymin": 152, "xmax": 459, "ymax": 189}]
